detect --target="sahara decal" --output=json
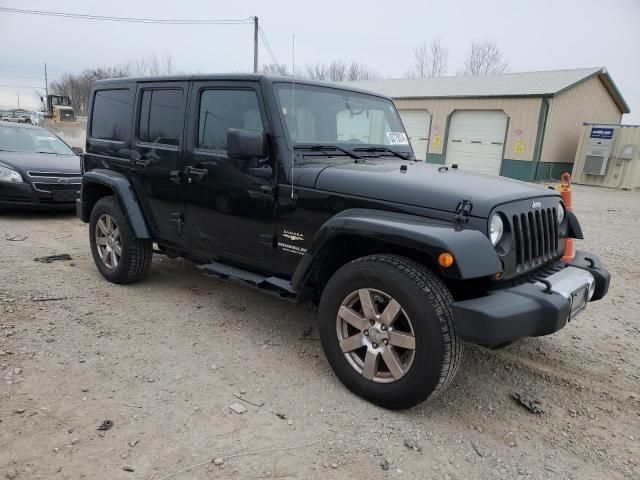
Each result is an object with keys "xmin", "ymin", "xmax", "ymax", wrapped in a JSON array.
[{"xmin": 282, "ymin": 230, "xmax": 304, "ymax": 241}]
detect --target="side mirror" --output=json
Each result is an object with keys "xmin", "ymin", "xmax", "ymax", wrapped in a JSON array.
[
  {"xmin": 249, "ymin": 166, "xmax": 273, "ymax": 179},
  {"xmin": 71, "ymin": 146, "xmax": 83, "ymax": 155},
  {"xmin": 227, "ymin": 128, "xmax": 266, "ymax": 160}
]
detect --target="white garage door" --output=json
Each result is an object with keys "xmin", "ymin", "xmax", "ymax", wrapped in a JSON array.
[
  {"xmin": 398, "ymin": 110, "xmax": 431, "ymax": 161},
  {"xmin": 446, "ymin": 111, "xmax": 507, "ymax": 176}
]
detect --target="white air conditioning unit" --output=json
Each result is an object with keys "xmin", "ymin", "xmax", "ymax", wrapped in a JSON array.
[
  {"xmin": 583, "ymin": 154, "xmax": 608, "ymax": 175},
  {"xmin": 581, "ymin": 125, "xmax": 617, "ymax": 176}
]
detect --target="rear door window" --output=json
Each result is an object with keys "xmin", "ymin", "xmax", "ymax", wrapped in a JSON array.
[
  {"xmin": 138, "ymin": 89, "xmax": 184, "ymax": 146},
  {"xmin": 91, "ymin": 89, "xmax": 131, "ymax": 141}
]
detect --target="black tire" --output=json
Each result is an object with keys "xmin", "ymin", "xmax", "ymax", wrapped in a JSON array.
[
  {"xmin": 318, "ymin": 254, "xmax": 462, "ymax": 409},
  {"xmin": 89, "ymin": 196, "xmax": 152, "ymax": 284}
]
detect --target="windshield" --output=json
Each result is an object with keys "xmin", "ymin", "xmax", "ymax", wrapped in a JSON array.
[
  {"xmin": 0, "ymin": 125, "xmax": 74, "ymax": 155},
  {"xmin": 274, "ymin": 83, "xmax": 410, "ymax": 150},
  {"xmin": 51, "ymin": 96, "xmax": 71, "ymax": 107}
]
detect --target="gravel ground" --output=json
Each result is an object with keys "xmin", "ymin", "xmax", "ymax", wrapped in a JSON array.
[{"xmin": 0, "ymin": 184, "xmax": 638, "ymax": 480}]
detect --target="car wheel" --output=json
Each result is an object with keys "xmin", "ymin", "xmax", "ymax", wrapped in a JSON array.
[
  {"xmin": 89, "ymin": 196, "xmax": 152, "ymax": 284},
  {"xmin": 318, "ymin": 254, "xmax": 462, "ymax": 409}
]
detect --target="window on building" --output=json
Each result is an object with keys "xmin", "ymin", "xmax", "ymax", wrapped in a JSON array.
[
  {"xmin": 138, "ymin": 89, "xmax": 184, "ymax": 146},
  {"xmin": 91, "ymin": 89, "xmax": 131, "ymax": 141},
  {"xmin": 198, "ymin": 89, "xmax": 264, "ymax": 151}
]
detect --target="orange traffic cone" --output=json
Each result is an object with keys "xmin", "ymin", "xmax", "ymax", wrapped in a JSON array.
[{"xmin": 559, "ymin": 172, "xmax": 575, "ymax": 263}]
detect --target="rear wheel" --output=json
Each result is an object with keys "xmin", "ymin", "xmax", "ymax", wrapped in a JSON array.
[
  {"xmin": 318, "ymin": 254, "xmax": 462, "ymax": 409},
  {"xmin": 89, "ymin": 196, "xmax": 152, "ymax": 284}
]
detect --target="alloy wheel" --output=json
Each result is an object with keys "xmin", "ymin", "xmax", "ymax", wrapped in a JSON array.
[
  {"xmin": 95, "ymin": 213, "xmax": 121, "ymax": 269},
  {"xmin": 336, "ymin": 288, "xmax": 416, "ymax": 383}
]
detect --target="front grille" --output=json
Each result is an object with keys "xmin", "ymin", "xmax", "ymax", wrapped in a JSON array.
[
  {"xmin": 33, "ymin": 182, "xmax": 81, "ymax": 192},
  {"xmin": 512, "ymin": 207, "xmax": 559, "ymax": 270},
  {"xmin": 27, "ymin": 171, "xmax": 80, "ymax": 178}
]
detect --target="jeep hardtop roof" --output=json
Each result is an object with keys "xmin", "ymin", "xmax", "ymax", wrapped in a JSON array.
[{"xmin": 93, "ymin": 74, "xmax": 391, "ymax": 100}]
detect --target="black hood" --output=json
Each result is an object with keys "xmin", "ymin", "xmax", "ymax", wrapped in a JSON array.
[
  {"xmin": 0, "ymin": 151, "xmax": 80, "ymax": 175},
  {"xmin": 308, "ymin": 160, "xmax": 560, "ymax": 218}
]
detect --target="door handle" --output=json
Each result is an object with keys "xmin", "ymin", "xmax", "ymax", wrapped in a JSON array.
[
  {"xmin": 184, "ymin": 166, "xmax": 208, "ymax": 181},
  {"xmin": 169, "ymin": 170, "xmax": 182, "ymax": 184},
  {"xmin": 134, "ymin": 159, "xmax": 153, "ymax": 167}
]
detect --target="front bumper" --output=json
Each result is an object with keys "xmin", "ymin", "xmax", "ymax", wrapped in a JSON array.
[
  {"xmin": 0, "ymin": 181, "xmax": 78, "ymax": 210},
  {"xmin": 452, "ymin": 250, "xmax": 610, "ymax": 344}
]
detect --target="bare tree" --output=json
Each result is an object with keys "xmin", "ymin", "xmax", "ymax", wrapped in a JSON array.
[
  {"xmin": 410, "ymin": 43, "xmax": 429, "ymax": 78},
  {"xmin": 163, "ymin": 52, "xmax": 175, "ymax": 75},
  {"xmin": 428, "ymin": 37, "xmax": 448, "ymax": 76},
  {"xmin": 262, "ymin": 63, "xmax": 289, "ymax": 76},
  {"xmin": 132, "ymin": 57, "xmax": 149, "ymax": 76},
  {"xmin": 464, "ymin": 40, "xmax": 509, "ymax": 75},
  {"xmin": 407, "ymin": 37, "xmax": 449, "ymax": 78},
  {"xmin": 304, "ymin": 60, "xmax": 377, "ymax": 82},
  {"xmin": 346, "ymin": 61, "xmax": 378, "ymax": 81},
  {"xmin": 50, "ymin": 66, "xmax": 129, "ymax": 115},
  {"xmin": 147, "ymin": 53, "xmax": 161, "ymax": 76},
  {"xmin": 48, "ymin": 54, "xmax": 176, "ymax": 115},
  {"xmin": 305, "ymin": 62, "xmax": 328, "ymax": 81},
  {"xmin": 121, "ymin": 53, "xmax": 176, "ymax": 77},
  {"xmin": 327, "ymin": 60, "xmax": 347, "ymax": 82}
]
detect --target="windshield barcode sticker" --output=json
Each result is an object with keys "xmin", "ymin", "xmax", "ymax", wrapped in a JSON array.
[
  {"xmin": 36, "ymin": 136, "xmax": 56, "ymax": 141},
  {"xmin": 387, "ymin": 132, "xmax": 409, "ymax": 145}
]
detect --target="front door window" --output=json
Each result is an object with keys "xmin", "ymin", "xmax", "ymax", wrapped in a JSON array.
[{"xmin": 198, "ymin": 90, "xmax": 264, "ymax": 152}]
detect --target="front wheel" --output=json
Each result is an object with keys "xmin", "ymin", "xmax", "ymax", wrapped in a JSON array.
[
  {"xmin": 89, "ymin": 196, "xmax": 153, "ymax": 284},
  {"xmin": 318, "ymin": 254, "xmax": 462, "ymax": 409}
]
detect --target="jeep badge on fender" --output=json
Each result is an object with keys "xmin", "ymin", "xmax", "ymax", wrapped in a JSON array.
[{"xmin": 76, "ymin": 74, "xmax": 611, "ymax": 410}]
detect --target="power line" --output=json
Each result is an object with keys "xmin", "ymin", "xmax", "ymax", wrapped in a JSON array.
[
  {"xmin": 258, "ymin": 26, "xmax": 280, "ymax": 67},
  {"xmin": 0, "ymin": 7, "xmax": 253, "ymax": 25},
  {"xmin": 0, "ymin": 62, "xmax": 64, "ymax": 71},
  {"xmin": 0, "ymin": 71, "xmax": 46, "ymax": 79},
  {"xmin": 259, "ymin": 31, "xmax": 278, "ymax": 65},
  {"xmin": 0, "ymin": 83, "xmax": 46, "ymax": 89},
  {"xmin": 259, "ymin": 28, "xmax": 278, "ymax": 64},
  {"xmin": 0, "ymin": 63, "xmax": 64, "ymax": 72}
]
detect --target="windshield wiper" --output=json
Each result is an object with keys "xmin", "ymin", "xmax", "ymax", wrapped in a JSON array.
[
  {"xmin": 294, "ymin": 144, "xmax": 361, "ymax": 159},
  {"xmin": 352, "ymin": 146, "xmax": 411, "ymax": 160}
]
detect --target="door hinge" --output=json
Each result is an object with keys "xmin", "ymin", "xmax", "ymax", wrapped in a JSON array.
[{"xmin": 454, "ymin": 198, "xmax": 473, "ymax": 223}]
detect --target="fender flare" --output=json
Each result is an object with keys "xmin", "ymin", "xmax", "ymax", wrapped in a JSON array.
[
  {"xmin": 291, "ymin": 208, "xmax": 501, "ymax": 290},
  {"xmin": 567, "ymin": 210, "xmax": 583, "ymax": 239},
  {"xmin": 79, "ymin": 169, "xmax": 150, "ymax": 238}
]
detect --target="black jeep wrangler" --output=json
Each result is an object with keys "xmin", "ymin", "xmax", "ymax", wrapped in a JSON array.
[{"xmin": 77, "ymin": 75, "xmax": 610, "ymax": 409}]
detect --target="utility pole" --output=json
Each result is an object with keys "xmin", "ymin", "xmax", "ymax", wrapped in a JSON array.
[
  {"xmin": 44, "ymin": 62, "xmax": 49, "ymax": 100},
  {"xmin": 17, "ymin": 92, "xmax": 20, "ymax": 109},
  {"xmin": 253, "ymin": 16, "xmax": 259, "ymax": 73}
]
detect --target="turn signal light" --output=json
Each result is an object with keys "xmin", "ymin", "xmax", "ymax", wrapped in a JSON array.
[{"xmin": 438, "ymin": 252, "xmax": 454, "ymax": 268}]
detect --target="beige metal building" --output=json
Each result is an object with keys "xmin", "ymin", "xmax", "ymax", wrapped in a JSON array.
[
  {"xmin": 349, "ymin": 67, "xmax": 629, "ymax": 181},
  {"xmin": 572, "ymin": 124, "xmax": 640, "ymax": 190}
]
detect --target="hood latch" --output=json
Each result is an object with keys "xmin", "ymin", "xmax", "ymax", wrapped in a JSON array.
[{"xmin": 454, "ymin": 198, "xmax": 473, "ymax": 223}]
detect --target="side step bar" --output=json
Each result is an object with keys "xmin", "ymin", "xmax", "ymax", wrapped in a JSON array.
[{"xmin": 198, "ymin": 261, "xmax": 300, "ymax": 301}]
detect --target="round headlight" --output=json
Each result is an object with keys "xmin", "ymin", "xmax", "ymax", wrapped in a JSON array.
[
  {"xmin": 557, "ymin": 203, "xmax": 565, "ymax": 224},
  {"xmin": 490, "ymin": 214, "xmax": 504, "ymax": 246}
]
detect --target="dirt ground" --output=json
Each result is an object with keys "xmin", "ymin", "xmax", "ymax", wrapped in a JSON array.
[{"xmin": 1, "ymin": 184, "xmax": 638, "ymax": 480}]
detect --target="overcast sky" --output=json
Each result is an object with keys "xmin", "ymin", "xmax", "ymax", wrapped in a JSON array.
[{"xmin": 1, "ymin": 0, "xmax": 639, "ymax": 122}]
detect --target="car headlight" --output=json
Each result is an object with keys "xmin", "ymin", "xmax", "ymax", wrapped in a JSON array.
[
  {"xmin": 557, "ymin": 203, "xmax": 565, "ymax": 224},
  {"xmin": 0, "ymin": 165, "xmax": 23, "ymax": 183},
  {"xmin": 490, "ymin": 214, "xmax": 504, "ymax": 246}
]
